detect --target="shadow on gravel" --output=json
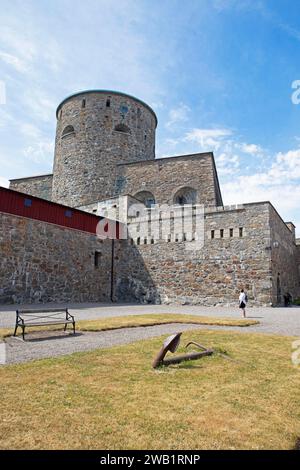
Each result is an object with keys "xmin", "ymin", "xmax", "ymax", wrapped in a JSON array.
[{"xmin": 13, "ymin": 332, "xmax": 83, "ymax": 343}]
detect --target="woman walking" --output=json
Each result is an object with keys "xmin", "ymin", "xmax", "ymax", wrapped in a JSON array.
[{"xmin": 239, "ymin": 289, "xmax": 247, "ymax": 317}]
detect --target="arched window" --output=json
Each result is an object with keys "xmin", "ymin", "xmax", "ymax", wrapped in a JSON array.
[
  {"xmin": 114, "ymin": 123, "xmax": 130, "ymax": 133},
  {"xmin": 173, "ymin": 187, "xmax": 197, "ymax": 205},
  {"xmin": 134, "ymin": 191, "xmax": 156, "ymax": 208},
  {"xmin": 61, "ymin": 125, "xmax": 75, "ymax": 138}
]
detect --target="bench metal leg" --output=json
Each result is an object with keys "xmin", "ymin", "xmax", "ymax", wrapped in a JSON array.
[
  {"xmin": 22, "ymin": 326, "xmax": 25, "ymax": 341},
  {"xmin": 13, "ymin": 324, "xmax": 18, "ymax": 337},
  {"xmin": 73, "ymin": 322, "xmax": 76, "ymax": 335},
  {"xmin": 64, "ymin": 323, "xmax": 68, "ymax": 332}
]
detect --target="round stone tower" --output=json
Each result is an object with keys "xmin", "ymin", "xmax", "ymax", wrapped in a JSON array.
[{"xmin": 51, "ymin": 90, "xmax": 157, "ymax": 207}]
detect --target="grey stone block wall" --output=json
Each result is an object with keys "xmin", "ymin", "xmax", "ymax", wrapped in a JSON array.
[
  {"xmin": 269, "ymin": 206, "xmax": 300, "ymax": 304},
  {"xmin": 114, "ymin": 203, "xmax": 274, "ymax": 306},
  {"xmin": 51, "ymin": 91, "xmax": 157, "ymax": 208},
  {"xmin": 116, "ymin": 153, "xmax": 223, "ymax": 207},
  {"xmin": 9, "ymin": 174, "xmax": 53, "ymax": 201},
  {"xmin": 0, "ymin": 211, "xmax": 113, "ymax": 304}
]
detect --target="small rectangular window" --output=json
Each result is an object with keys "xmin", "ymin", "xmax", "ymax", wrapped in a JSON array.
[
  {"xmin": 137, "ymin": 237, "xmax": 140, "ymax": 245},
  {"xmin": 82, "ymin": 99, "xmax": 86, "ymax": 108},
  {"xmin": 229, "ymin": 228, "xmax": 233, "ymax": 237},
  {"xmin": 220, "ymin": 229, "xmax": 224, "ymax": 238},
  {"xmin": 106, "ymin": 98, "xmax": 110, "ymax": 107},
  {"xmin": 65, "ymin": 210, "xmax": 73, "ymax": 218},
  {"xmin": 94, "ymin": 251, "xmax": 101, "ymax": 268},
  {"xmin": 211, "ymin": 230, "xmax": 215, "ymax": 239},
  {"xmin": 239, "ymin": 227, "xmax": 243, "ymax": 238},
  {"xmin": 24, "ymin": 198, "xmax": 32, "ymax": 207}
]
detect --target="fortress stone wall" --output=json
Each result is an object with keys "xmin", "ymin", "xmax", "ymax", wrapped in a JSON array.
[
  {"xmin": 10, "ymin": 174, "xmax": 53, "ymax": 201},
  {"xmin": 4, "ymin": 89, "xmax": 300, "ymax": 306},
  {"xmin": 0, "ymin": 211, "xmax": 114, "ymax": 304},
  {"xmin": 51, "ymin": 91, "xmax": 157, "ymax": 207},
  {"xmin": 115, "ymin": 153, "xmax": 223, "ymax": 207},
  {"xmin": 114, "ymin": 202, "xmax": 291, "ymax": 306}
]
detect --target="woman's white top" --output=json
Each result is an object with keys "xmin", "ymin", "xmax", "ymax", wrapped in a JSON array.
[{"xmin": 239, "ymin": 292, "xmax": 246, "ymax": 304}]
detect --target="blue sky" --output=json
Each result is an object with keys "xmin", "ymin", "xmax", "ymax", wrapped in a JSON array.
[{"xmin": 0, "ymin": 0, "xmax": 300, "ymax": 233}]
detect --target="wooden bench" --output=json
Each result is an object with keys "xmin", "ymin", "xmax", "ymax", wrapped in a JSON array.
[{"xmin": 13, "ymin": 308, "xmax": 76, "ymax": 340}]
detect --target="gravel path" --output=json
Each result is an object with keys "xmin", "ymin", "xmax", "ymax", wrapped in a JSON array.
[
  {"xmin": 3, "ymin": 322, "xmax": 257, "ymax": 365},
  {"xmin": 1, "ymin": 302, "xmax": 299, "ymax": 335},
  {"xmin": 1, "ymin": 302, "xmax": 299, "ymax": 365}
]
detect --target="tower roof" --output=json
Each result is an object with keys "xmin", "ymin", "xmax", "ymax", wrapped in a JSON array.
[{"xmin": 56, "ymin": 89, "xmax": 158, "ymax": 126}]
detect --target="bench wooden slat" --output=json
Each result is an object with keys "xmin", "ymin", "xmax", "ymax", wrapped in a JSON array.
[
  {"xmin": 17, "ymin": 309, "xmax": 67, "ymax": 314},
  {"xmin": 23, "ymin": 320, "xmax": 74, "ymax": 326}
]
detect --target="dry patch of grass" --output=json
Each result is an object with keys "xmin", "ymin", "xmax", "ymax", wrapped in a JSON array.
[
  {"xmin": 0, "ymin": 314, "xmax": 258, "ymax": 339},
  {"xmin": 0, "ymin": 329, "xmax": 299, "ymax": 450},
  {"xmin": 77, "ymin": 314, "xmax": 258, "ymax": 331}
]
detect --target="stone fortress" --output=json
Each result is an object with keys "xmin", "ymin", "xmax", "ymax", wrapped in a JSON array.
[{"xmin": 1, "ymin": 90, "xmax": 300, "ymax": 306}]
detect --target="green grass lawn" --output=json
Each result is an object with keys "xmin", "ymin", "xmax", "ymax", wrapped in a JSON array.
[{"xmin": 0, "ymin": 328, "xmax": 299, "ymax": 450}]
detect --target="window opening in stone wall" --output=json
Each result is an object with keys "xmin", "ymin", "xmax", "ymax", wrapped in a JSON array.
[
  {"xmin": 211, "ymin": 230, "xmax": 215, "ymax": 239},
  {"xmin": 230, "ymin": 228, "xmax": 233, "ymax": 237},
  {"xmin": 94, "ymin": 251, "xmax": 102, "ymax": 268},
  {"xmin": 220, "ymin": 229, "xmax": 224, "ymax": 238},
  {"xmin": 173, "ymin": 187, "xmax": 197, "ymax": 205},
  {"xmin": 82, "ymin": 99, "xmax": 86, "ymax": 108},
  {"xmin": 114, "ymin": 123, "xmax": 130, "ymax": 133},
  {"xmin": 137, "ymin": 237, "xmax": 140, "ymax": 245},
  {"xmin": 134, "ymin": 191, "xmax": 155, "ymax": 209},
  {"xmin": 62, "ymin": 125, "xmax": 75, "ymax": 138},
  {"xmin": 106, "ymin": 98, "xmax": 110, "ymax": 107},
  {"xmin": 239, "ymin": 227, "xmax": 243, "ymax": 238}
]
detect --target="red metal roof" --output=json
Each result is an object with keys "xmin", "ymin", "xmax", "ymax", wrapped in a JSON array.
[{"xmin": 0, "ymin": 186, "xmax": 121, "ymax": 237}]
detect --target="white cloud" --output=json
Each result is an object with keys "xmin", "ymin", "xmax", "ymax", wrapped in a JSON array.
[
  {"xmin": 0, "ymin": 51, "xmax": 27, "ymax": 73},
  {"xmin": 0, "ymin": 108, "xmax": 14, "ymax": 127},
  {"xmin": 275, "ymin": 149, "xmax": 300, "ymax": 178},
  {"xmin": 23, "ymin": 140, "xmax": 54, "ymax": 164},
  {"xmin": 0, "ymin": 176, "xmax": 9, "ymax": 188},
  {"xmin": 216, "ymin": 153, "xmax": 240, "ymax": 176},
  {"xmin": 237, "ymin": 142, "xmax": 264, "ymax": 155},
  {"xmin": 185, "ymin": 128, "xmax": 233, "ymax": 149},
  {"xmin": 21, "ymin": 89, "xmax": 56, "ymax": 123},
  {"xmin": 221, "ymin": 147, "xmax": 300, "ymax": 234},
  {"xmin": 20, "ymin": 123, "xmax": 42, "ymax": 140},
  {"xmin": 0, "ymin": 26, "xmax": 37, "ymax": 75},
  {"xmin": 166, "ymin": 103, "xmax": 191, "ymax": 129}
]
